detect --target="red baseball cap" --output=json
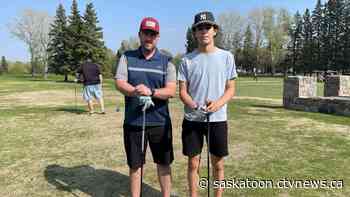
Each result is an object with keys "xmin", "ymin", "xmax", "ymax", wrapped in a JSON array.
[{"xmin": 140, "ymin": 17, "xmax": 160, "ymax": 33}]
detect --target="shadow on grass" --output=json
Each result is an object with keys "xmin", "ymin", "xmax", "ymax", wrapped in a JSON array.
[
  {"xmin": 55, "ymin": 107, "xmax": 87, "ymax": 114},
  {"xmin": 44, "ymin": 164, "xmax": 163, "ymax": 197},
  {"xmin": 251, "ymin": 104, "xmax": 284, "ymax": 109}
]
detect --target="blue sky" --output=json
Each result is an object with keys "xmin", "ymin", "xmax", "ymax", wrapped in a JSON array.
[{"xmin": 0, "ymin": 0, "xmax": 320, "ymax": 62}]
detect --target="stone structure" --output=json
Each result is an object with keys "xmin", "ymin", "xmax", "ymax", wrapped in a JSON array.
[
  {"xmin": 283, "ymin": 76, "xmax": 317, "ymax": 108},
  {"xmin": 283, "ymin": 75, "xmax": 350, "ymax": 117},
  {"xmin": 324, "ymin": 75, "xmax": 350, "ymax": 97}
]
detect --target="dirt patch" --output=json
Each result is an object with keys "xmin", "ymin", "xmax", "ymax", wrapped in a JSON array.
[{"xmin": 0, "ymin": 90, "xmax": 122, "ymax": 107}]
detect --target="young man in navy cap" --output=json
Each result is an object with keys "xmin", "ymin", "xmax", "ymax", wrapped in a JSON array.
[
  {"xmin": 178, "ymin": 11, "xmax": 237, "ymax": 197},
  {"xmin": 115, "ymin": 17, "xmax": 176, "ymax": 197}
]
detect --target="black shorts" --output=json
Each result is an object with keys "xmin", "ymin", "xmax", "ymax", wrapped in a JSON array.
[
  {"xmin": 123, "ymin": 124, "xmax": 174, "ymax": 169},
  {"xmin": 182, "ymin": 119, "xmax": 228, "ymax": 157}
]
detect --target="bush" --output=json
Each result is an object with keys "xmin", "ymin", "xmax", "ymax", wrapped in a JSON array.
[{"xmin": 8, "ymin": 61, "xmax": 31, "ymax": 74}]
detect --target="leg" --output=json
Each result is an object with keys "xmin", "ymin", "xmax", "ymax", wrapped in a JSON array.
[
  {"xmin": 157, "ymin": 164, "xmax": 172, "ymax": 197},
  {"xmin": 93, "ymin": 84, "xmax": 105, "ymax": 113},
  {"xmin": 124, "ymin": 125, "xmax": 147, "ymax": 197},
  {"xmin": 87, "ymin": 100, "xmax": 94, "ymax": 114},
  {"xmin": 181, "ymin": 119, "xmax": 205, "ymax": 197},
  {"xmin": 98, "ymin": 98, "xmax": 105, "ymax": 113},
  {"xmin": 188, "ymin": 155, "xmax": 201, "ymax": 197},
  {"xmin": 130, "ymin": 167, "xmax": 142, "ymax": 197},
  {"xmin": 208, "ymin": 121, "xmax": 228, "ymax": 197},
  {"xmin": 148, "ymin": 125, "xmax": 174, "ymax": 197},
  {"xmin": 211, "ymin": 155, "xmax": 225, "ymax": 197}
]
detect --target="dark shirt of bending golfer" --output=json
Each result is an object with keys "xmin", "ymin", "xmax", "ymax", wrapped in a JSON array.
[{"xmin": 77, "ymin": 62, "xmax": 101, "ymax": 86}]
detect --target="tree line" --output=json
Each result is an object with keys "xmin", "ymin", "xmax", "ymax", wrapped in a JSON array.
[
  {"xmin": 6, "ymin": 0, "xmax": 350, "ymax": 79},
  {"xmin": 186, "ymin": 0, "xmax": 350, "ymax": 76}
]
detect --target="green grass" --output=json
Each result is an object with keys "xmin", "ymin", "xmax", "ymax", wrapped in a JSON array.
[{"xmin": 0, "ymin": 74, "xmax": 349, "ymax": 197}]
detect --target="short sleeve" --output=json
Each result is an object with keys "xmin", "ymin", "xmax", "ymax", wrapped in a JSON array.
[
  {"xmin": 166, "ymin": 62, "xmax": 177, "ymax": 82},
  {"xmin": 177, "ymin": 58, "xmax": 188, "ymax": 82},
  {"xmin": 115, "ymin": 55, "xmax": 128, "ymax": 80},
  {"xmin": 227, "ymin": 53, "xmax": 238, "ymax": 80}
]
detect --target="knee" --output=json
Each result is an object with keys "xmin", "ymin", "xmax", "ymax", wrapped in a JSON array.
[
  {"xmin": 157, "ymin": 164, "xmax": 171, "ymax": 175},
  {"xmin": 213, "ymin": 162, "xmax": 224, "ymax": 172},
  {"xmin": 188, "ymin": 157, "xmax": 200, "ymax": 172}
]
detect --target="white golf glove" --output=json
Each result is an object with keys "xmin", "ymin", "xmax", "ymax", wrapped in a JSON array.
[{"xmin": 138, "ymin": 96, "xmax": 155, "ymax": 111}]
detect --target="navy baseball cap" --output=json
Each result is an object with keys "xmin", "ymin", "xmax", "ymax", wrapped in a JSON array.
[{"xmin": 192, "ymin": 11, "xmax": 219, "ymax": 30}]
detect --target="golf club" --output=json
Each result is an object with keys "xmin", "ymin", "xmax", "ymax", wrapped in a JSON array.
[
  {"xmin": 140, "ymin": 105, "xmax": 146, "ymax": 197},
  {"xmin": 206, "ymin": 112, "xmax": 210, "ymax": 197}
]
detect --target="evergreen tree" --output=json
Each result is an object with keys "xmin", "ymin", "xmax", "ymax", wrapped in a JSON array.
[
  {"xmin": 82, "ymin": 3, "xmax": 105, "ymax": 61},
  {"xmin": 82, "ymin": 2, "xmax": 107, "ymax": 74},
  {"xmin": 48, "ymin": 3, "xmax": 70, "ymax": 81},
  {"xmin": 185, "ymin": 27, "xmax": 197, "ymax": 53},
  {"xmin": 322, "ymin": 0, "xmax": 345, "ymax": 71},
  {"xmin": 67, "ymin": 0, "xmax": 84, "ymax": 76},
  {"xmin": 0, "ymin": 56, "xmax": 8, "ymax": 74},
  {"xmin": 287, "ymin": 11, "xmax": 303, "ymax": 74},
  {"xmin": 343, "ymin": 0, "xmax": 350, "ymax": 72},
  {"xmin": 335, "ymin": 0, "xmax": 346, "ymax": 71},
  {"xmin": 311, "ymin": 0, "xmax": 323, "ymax": 71},
  {"xmin": 301, "ymin": 9, "xmax": 314, "ymax": 74}
]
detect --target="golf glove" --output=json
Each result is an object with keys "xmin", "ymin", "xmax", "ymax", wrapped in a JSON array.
[
  {"xmin": 185, "ymin": 105, "xmax": 211, "ymax": 121},
  {"xmin": 138, "ymin": 96, "xmax": 155, "ymax": 111}
]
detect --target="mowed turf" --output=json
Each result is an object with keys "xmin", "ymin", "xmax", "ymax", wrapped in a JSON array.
[{"xmin": 0, "ymin": 75, "xmax": 349, "ymax": 197}]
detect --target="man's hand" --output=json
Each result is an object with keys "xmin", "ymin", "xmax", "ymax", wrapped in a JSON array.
[
  {"xmin": 206, "ymin": 100, "xmax": 222, "ymax": 113},
  {"xmin": 135, "ymin": 84, "xmax": 152, "ymax": 96}
]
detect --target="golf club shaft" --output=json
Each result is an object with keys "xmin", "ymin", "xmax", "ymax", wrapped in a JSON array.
[
  {"xmin": 140, "ymin": 109, "xmax": 146, "ymax": 197},
  {"xmin": 207, "ymin": 113, "xmax": 210, "ymax": 197}
]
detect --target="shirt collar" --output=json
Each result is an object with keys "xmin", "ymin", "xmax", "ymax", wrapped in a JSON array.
[{"xmin": 137, "ymin": 47, "xmax": 161, "ymax": 60}]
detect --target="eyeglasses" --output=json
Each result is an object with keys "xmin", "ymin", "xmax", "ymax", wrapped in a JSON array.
[
  {"xmin": 141, "ymin": 30, "xmax": 158, "ymax": 37},
  {"xmin": 195, "ymin": 25, "xmax": 213, "ymax": 31}
]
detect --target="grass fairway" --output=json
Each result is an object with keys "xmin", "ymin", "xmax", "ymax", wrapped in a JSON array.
[{"xmin": 0, "ymin": 75, "xmax": 349, "ymax": 197}]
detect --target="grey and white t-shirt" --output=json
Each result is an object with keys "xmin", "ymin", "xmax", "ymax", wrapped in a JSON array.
[{"xmin": 177, "ymin": 48, "xmax": 237, "ymax": 122}]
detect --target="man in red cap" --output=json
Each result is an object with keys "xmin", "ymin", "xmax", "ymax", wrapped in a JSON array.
[{"xmin": 115, "ymin": 17, "xmax": 176, "ymax": 197}]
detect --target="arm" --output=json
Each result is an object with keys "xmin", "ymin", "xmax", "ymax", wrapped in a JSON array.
[
  {"xmin": 133, "ymin": 82, "xmax": 176, "ymax": 100},
  {"xmin": 206, "ymin": 79, "xmax": 235, "ymax": 112},
  {"xmin": 152, "ymin": 82, "xmax": 176, "ymax": 100},
  {"xmin": 115, "ymin": 79, "xmax": 137, "ymax": 97},
  {"xmin": 179, "ymin": 80, "xmax": 198, "ymax": 109}
]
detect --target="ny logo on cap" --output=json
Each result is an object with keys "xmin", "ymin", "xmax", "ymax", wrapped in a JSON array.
[
  {"xmin": 200, "ymin": 14, "xmax": 207, "ymax": 20},
  {"xmin": 145, "ymin": 21, "xmax": 156, "ymax": 27}
]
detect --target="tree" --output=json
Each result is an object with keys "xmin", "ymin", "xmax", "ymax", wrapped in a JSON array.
[
  {"xmin": 242, "ymin": 25, "xmax": 255, "ymax": 71},
  {"xmin": 262, "ymin": 8, "xmax": 291, "ymax": 74},
  {"xmin": 301, "ymin": 9, "xmax": 315, "ymax": 74},
  {"xmin": 9, "ymin": 9, "xmax": 52, "ymax": 77},
  {"xmin": 66, "ymin": 0, "xmax": 84, "ymax": 78},
  {"xmin": 48, "ymin": 3, "xmax": 70, "ymax": 80},
  {"xmin": 185, "ymin": 27, "xmax": 197, "ymax": 53},
  {"xmin": 343, "ymin": 0, "xmax": 350, "ymax": 72},
  {"xmin": 249, "ymin": 8, "xmax": 265, "ymax": 72},
  {"xmin": 287, "ymin": 11, "xmax": 303, "ymax": 74},
  {"xmin": 312, "ymin": 0, "xmax": 324, "ymax": 71},
  {"xmin": 0, "ymin": 56, "xmax": 9, "ymax": 74},
  {"xmin": 82, "ymin": 2, "xmax": 106, "ymax": 64},
  {"xmin": 217, "ymin": 11, "xmax": 245, "ymax": 51}
]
